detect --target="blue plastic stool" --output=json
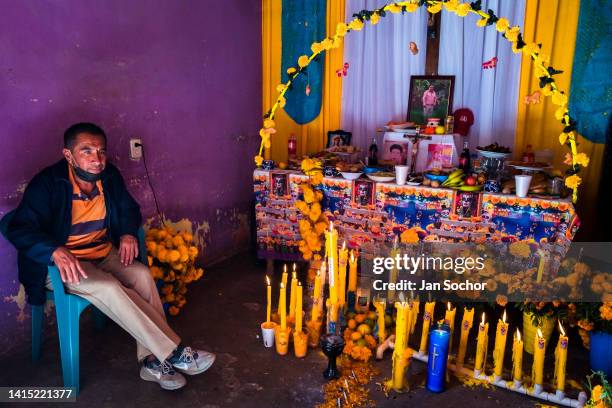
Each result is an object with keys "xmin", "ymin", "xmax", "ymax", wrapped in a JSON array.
[{"xmin": 1, "ymin": 210, "xmax": 147, "ymax": 394}]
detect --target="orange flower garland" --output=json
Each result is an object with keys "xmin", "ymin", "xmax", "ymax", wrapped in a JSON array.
[
  {"xmin": 256, "ymin": 1, "xmax": 588, "ymax": 202},
  {"xmin": 295, "ymin": 158, "xmax": 327, "ymax": 261}
]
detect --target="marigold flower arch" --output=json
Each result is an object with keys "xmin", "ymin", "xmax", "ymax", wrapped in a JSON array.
[{"xmin": 256, "ymin": 0, "xmax": 587, "ymax": 203}]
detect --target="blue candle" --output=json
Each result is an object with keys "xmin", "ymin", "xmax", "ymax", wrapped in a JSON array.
[{"xmin": 426, "ymin": 322, "xmax": 451, "ymax": 393}]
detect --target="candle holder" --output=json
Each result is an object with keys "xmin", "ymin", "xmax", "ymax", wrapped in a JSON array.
[
  {"xmin": 293, "ymin": 330, "xmax": 309, "ymax": 358},
  {"xmin": 261, "ymin": 321, "xmax": 277, "ymax": 348},
  {"xmin": 320, "ymin": 333, "xmax": 345, "ymax": 380},
  {"xmin": 307, "ymin": 320, "xmax": 323, "ymax": 348},
  {"xmin": 274, "ymin": 326, "xmax": 291, "ymax": 356}
]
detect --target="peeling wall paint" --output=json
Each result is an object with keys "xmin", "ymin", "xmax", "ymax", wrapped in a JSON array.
[{"xmin": 0, "ymin": 0, "xmax": 261, "ymax": 357}]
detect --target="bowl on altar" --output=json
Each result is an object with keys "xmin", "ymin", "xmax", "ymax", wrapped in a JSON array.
[
  {"xmin": 363, "ymin": 166, "xmax": 381, "ymax": 174},
  {"xmin": 367, "ymin": 172, "xmax": 396, "ymax": 183},
  {"xmin": 340, "ymin": 171, "xmax": 363, "ymax": 180},
  {"xmin": 424, "ymin": 172, "xmax": 449, "ymax": 183}
]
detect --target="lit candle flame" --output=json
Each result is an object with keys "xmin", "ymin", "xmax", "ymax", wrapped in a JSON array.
[
  {"xmin": 502, "ymin": 310, "xmax": 506, "ymax": 323},
  {"xmin": 284, "ymin": 264, "xmax": 287, "ymax": 273},
  {"xmin": 481, "ymin": 312, "xmax": 486, "ymax": 325},
  {"xmin": 559, "ymin": 321, "xmax": 566, "ymax": 337},
  {"xmin": 280, "ymin": 282, "xmax": 285, "ymax": 289},
  {"xmin": 342, "ymin": 241, "xmax": 346, "ymax": 250},
  {"xmin": 330, "ymin": 221, "xmax": 334, "ymax": 232},
  {"xmin": 350, "ymin": 251, "xmax": 355, "ymax": 262},
  {"xmin": 266, "ymin": 275, "xmax": 270, "ymax": 286},
  {"xmin": 292, "ymin": 263, "xmax": 296, "ymax": 272},
  {"xmin": 316, "ymin": 269, "xmax": 320, "ymax": 277},
  {"xmin": 537, "ymin": 328, "xmax": 543, "ymax": 338},
  {"xmin": 298, "ymin": 281, "xmax": 301, "ymax": 287},
  {"xmin": 516, "ymin": 329, "xmax": 521, "ymax": 342},
  {"xmin": 447, "ymin": 302, "xmax": 452, "ymax": 311}
]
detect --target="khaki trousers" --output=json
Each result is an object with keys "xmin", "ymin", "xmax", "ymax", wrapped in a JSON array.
[{"xmin": 46, "ymin": 247, "xmax": 181, "ymax": 362}]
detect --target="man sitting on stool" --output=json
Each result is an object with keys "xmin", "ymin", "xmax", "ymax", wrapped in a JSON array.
[{"xmin": 4, "ymin": 122, "xmax": 214, "ymax": 390}]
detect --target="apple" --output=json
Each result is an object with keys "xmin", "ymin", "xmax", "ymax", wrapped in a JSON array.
[
  {"xmin": 465, "ymin": 176, "xmax": 477, "ymax": 186},
  {"xmin": 435, "ymin": 125, "xmax": 446, "ymax": 135}
]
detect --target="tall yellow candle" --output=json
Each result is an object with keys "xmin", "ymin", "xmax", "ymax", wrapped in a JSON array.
[
  {"xmin": 278, "ymin": 264, "xmax": 288, "ymax": 313},
  {"xmin": 374, "ymin": 299, "xmax": 386, "ymax": 344},
  {"xmin": 512, "ymin": 329, "xmax": 523, "ymax": 382},
  {"xmin": 295, "ymin": 282, "xmax": 303, "ymax": 333},
  {"xmin": 493, "ymin": 310, "xmax": 509, "ymax": 377},
  {"xmin": 289, "ymin": 270, "xmax": 297, "ymax": 319},
  {"xmin": 393, "ymin": 302, "xmax": 410, "ymax": 390},
  {"xmin": 474, "ymin": 313, "xmax": 489, "ymax": 373},
  {"xmin": 532, "ymin": 329, "xmax": 546, "ymax": 385},
  {"xmin": 388, "ymin": 236, "xmax": 399, "ymax": 302},
  {"xmin": 348, "ymin": 250, "xmax": 358, "ymax": 292},
  {"xmin": 325, "ymin": 222, "xmax": 338, "ymax": 284},
  {"xmin": 419, "ymin": 302, "xmax": 436, "ymax": 353},
  {"xmin": 444, "ymin": 302, "xmax": 456, "ymax": 354},
  {"xmin": 554, "ymin": 322, "xmax": 568, "ymax": 391},
  {"xmin": 338, "ymin": 241, "xmax": 348, "ymax": 304},
  {"xmin": 311, "ymin": 268, "xmax": 322, "ymax": 322},
  {"xmin": 266, "ymin": 275, "xmax": 272, "ymax": 323},
  {"xmin": 410, "ymin": 300, "xmax": 420, "ymax": 335},
  {"xmin": 279, "ymin": 282, "xmax": 287, "ymax": 331},
  {"xmin": 456, "ymin": 307, "xmax": 474, "ymax": 368}
]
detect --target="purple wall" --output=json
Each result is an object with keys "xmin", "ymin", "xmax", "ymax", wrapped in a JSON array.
[{"xmin": 0, "ymin": 0, "xmax": 261, "ymax": 353}]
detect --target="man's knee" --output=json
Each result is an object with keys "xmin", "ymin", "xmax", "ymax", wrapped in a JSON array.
[{"xmin": 132, "ymin": 263, "xmax": 155, "ymax": 287}]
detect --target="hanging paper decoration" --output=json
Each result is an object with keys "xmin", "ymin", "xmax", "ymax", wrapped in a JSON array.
[
  {"xmin": 409, "ymin": 41, "xmax": 419, "ymax": 55},
  {"xmin": 280, "ymin": 0, "xmax": 326, "ymax": 125},
  {"xmin": 336, "ymin": 62, "xmax": 350, "ymax": 77},
  {"xmin": 482, "ymin": 57, "xmax": 498, "ymax": 69},
  {"xmin": 524, "ymin": 91, "xmax": 542, "ymax": 105}
]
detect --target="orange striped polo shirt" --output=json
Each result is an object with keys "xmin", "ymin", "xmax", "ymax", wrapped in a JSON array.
[{"xmin": 65, "ymin": 165, "xmax": 112, "ymax": 260}]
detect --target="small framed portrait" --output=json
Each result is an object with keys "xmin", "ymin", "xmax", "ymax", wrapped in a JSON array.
[
  {"xmin": 326, "ymin": 129, "xmax": 352, "ymax": 148},
  {"xmin": 352, "ymin": 179, "xmax": 374, "ymax": 207},
  {"xmin": 452, "ymin": 191, "xmax": 482, "ymax": 220},
  {"xmin": 426, "ymin": 143, "xmax": 454, "ymax": 170},
  {"xmin": 382, "ymin": 140, "xmax": 409, "ymax": 165},
  {"xmin": 407, "ymin": 75, "xmax": 455, "ymax": 125},
  {"xmin": 270, "ymin": 172, "xmax": 289, "ymax": 198}
]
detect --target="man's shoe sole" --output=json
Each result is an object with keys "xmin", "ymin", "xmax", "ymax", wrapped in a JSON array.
[
  {"xmin": 140, "ymin": 367, "xmax": 186, "ymax": 390},
  {"xmin": 175, "ymin": 354, "xmax": 216, "ymax": 376}
]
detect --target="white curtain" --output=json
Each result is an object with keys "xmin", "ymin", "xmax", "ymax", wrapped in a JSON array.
[
  {"xmin": 439, "ymin": 0, "xmax": 526, "ymax": 150},
  {"xmin": 341, "ymin": 1, "xmax": 428, "ymax": 150}
]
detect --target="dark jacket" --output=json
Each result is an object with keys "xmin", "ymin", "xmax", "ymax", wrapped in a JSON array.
[{"xmin": 4, "ymin": 159, "xmax": 141, "ymax": 305}]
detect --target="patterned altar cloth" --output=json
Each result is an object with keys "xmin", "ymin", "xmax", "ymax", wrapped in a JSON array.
[{"xmin": 254, "ymin": 170, "xmax": 579, "ymax": 260}]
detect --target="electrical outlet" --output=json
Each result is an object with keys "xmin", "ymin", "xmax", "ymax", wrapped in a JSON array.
[{"xmin": 130, "ymin": 139, "xmax": 142, "ymax": 160}]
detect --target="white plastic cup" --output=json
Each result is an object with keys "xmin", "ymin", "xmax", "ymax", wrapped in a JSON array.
[
  {"xmin": 395, "ymin": 165, "xmax": 409, "ymax": 186},
  {"xmin": 515, "ymin": 175, "xmax": 532, "ymax": 198},
  {"xmin": 261, "ymin": 322, "xmax": 276, "ymax": 348}
]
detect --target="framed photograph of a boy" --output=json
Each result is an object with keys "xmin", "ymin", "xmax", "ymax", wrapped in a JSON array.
[{"xmin": 407, "ymin": 75, "xmax": 455, "ymax": 125}]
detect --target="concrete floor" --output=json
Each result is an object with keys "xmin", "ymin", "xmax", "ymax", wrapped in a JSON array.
[{"xmin": 0, "ymin": 252, "xmax": 589, "ymax": 407}]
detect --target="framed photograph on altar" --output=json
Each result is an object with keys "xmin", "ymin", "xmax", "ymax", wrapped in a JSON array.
[
  {"xmin": 326, "ymin": 129, "xmax": 352, "ymax": 148},
  {"xmin": 426, "ymin": 143, "xmax": 454, "ymax": 170},
  {"xmin": 452, "ymin": 191, "xmax": 482, "ymax": 220},
  {"xmin": 352, "ymin": 179, "xmax": 374, "ymax": 207},
  {"xmin": 270, "ymin": 171, "xmax": 289, "ymax": 199},
  {"xmin": 407, "ymin": 75, "xmax": 455, "ymax": 125},
  {"xmin": 382, "ymin": 139, "xmax": 409, "ymax": 165}
]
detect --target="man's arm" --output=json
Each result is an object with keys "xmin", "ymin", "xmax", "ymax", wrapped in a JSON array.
[
  {"xmin": 5, "ymin": 174, "xmax": 61, "ymax": 265},
  {"xmin": 114, "ymin": 170, "xmax": 142, "ymax": 238},
  {"xmin": 113, "ymin": 169, "xmax": 142, "ymax": 265}
]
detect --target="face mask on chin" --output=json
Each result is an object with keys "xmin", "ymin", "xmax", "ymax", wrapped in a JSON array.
[{"xmin": 69, "ymin": 156, "xmax": 105, "ymax": 182}]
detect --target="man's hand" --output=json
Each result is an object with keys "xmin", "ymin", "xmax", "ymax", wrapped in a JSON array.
[
  {"xmin": 119, "ymin": 234, "xmax": 139, "ymax": 266},
  {"xmin": 51, "ymin": 247, "xmax": 88, "ymax": 284}
]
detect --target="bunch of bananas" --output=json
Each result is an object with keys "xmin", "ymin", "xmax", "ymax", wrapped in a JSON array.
[{"xmin": 441, "ymin": 169, "xmax": 483, "ymax": 191}]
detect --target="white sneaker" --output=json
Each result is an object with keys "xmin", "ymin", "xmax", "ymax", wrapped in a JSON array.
[
  {"xmin": 169, "ymin": 346, "xmax": 216, "ymax": 375},
  {"xmin": 140, "ymin": 359, "xmax": 187, "ymax": 390}
]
